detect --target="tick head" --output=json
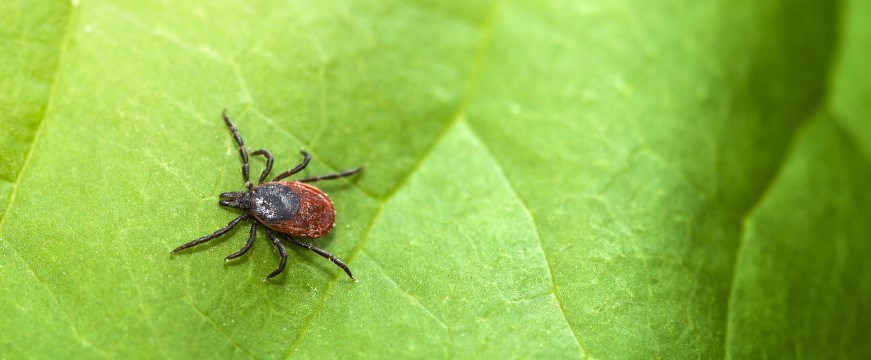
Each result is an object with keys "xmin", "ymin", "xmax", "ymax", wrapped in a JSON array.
[{"xmin": 219, "ymin": 191, "xmax": 252, "ymax": 210}]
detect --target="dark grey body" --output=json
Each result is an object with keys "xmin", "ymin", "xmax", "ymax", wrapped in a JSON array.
[
  {"xmin": 216, "ymin": 183, "xmax": 301, "ymax": 222},
  {"xmin": 219, "ymin": 181, "xmax": 336, "ymax": 238}
]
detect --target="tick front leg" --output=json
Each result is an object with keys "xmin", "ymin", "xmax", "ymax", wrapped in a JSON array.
[
  {"xmin": 223, "ymin": 110, "xmax": 253, "ymax": 190},
  {"xmin": 272, "ymin": 149, "xmax": 311, "ymax": 181},
  {"xmin": 250, "ymin": 149, "xmax": 273, "ymax": 185},
  {"xmin": 172, "ymin": 214, "xmax": 250, "ymax": 253},
  {"xmin": 264, "ymin": 228, "xmax": 287, "ymax": 279}
]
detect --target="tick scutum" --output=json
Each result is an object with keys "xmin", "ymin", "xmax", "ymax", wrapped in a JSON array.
[{"xmin": 251, "ymin": 182, "xmax": 301, "ymax": 223}]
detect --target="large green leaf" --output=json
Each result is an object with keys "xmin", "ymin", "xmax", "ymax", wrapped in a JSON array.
[{"xmin": 2, "ymin": 0, "xmax": 869, "ymax": 358}]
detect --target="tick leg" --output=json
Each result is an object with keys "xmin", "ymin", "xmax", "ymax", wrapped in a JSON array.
[
  {"xmin": 272, "ymin": 149, "xmax": 311, "ymax": 181},
  {"xmin": 172, "ymin": 214, "xmax": 250, "ymax": 253},
  {"xmin": 225, "ymin": 222, "xmax": 257, "ymax": 260},
  {"xmin": 264, "ymin": 229, "xmax": 288, "ymax": 279},
  {"xmin": 223, "ymin": 110, "xmax": 252, "ymax": 190},
  {"xmin": 298, "ymin": 166, "xmax": 362, "ymax": 184},
  {"xmin": 250, "ymin": 149, "xmax": 273, "ymax": 185},
  {"xmin": 283, "ymin": 234, "xmax": 356, "ymax": 280}
]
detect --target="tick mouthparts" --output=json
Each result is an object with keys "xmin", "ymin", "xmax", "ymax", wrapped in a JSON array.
[{"xmin": 219, "ymin": 191, "xmax": 243, "ymax": 199}]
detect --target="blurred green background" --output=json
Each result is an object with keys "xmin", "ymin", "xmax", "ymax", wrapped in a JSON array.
[{"xmin": 2, "ymin": 0, "xmax": 869, "ymax": 358}]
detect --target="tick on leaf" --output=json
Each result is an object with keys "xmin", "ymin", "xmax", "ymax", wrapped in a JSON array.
[{"xmin": 172, "ymin": 111, "xmax": 361, "ymax": 281}]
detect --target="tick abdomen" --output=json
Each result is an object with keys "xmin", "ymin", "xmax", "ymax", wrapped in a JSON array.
[{"xmin": 251, "ymin": 181, "xmax": 335, "ymax": 238}]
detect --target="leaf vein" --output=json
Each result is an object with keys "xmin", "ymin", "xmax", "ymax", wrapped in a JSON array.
[
  {"xmin": 375, "ymin": 0, "xmax": 503, "ymax": 201},
  {"xmin": 281, "ymin": 1, "xmax": 505, "ymax": 356},
  {"xmin": 0, "ymin": 5, "xmax": 108, "ymax": 357},
  {"xmin": 363, "ymin": 249, "xmax": 451, "ymax": 333},
  {"xmin": 722, "ymin": 114, "xmax": 819, "ymax": 358},
  {"xmin": 463, "ymin": 122, "xmax": 588, "ymax": 358},
  {"xmin": 282, "ymin": 110, "xmax": 464, "ymax": 358},
  {"xmin": 281, "ymin": 205, "xmax": 385, "ymax": 359},
  {"xmin": 184, "ymin": 298, "xmax": 258, "ymax": 359}
]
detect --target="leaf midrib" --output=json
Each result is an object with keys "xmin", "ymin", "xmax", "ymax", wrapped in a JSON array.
[
  {"xmin": 280, "ymin": 2, "xmax": 506, "ymax": 357},
  {"xmin": 722, "ymin": 68, "xmax": 842, "ymax": 360},
  {"xmin": 463, "ymin": 121, "xmax": 588, "ymax": 357}
]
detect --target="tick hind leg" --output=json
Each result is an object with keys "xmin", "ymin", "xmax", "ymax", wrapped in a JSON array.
[
  {"xmin": 298, "ymin": 166, "xmax": 362, "ymax": 183},
  {"xmin": 264, "ymin": 228, "xmax": 288, "ymax": 279},
  {"xmin": 172, "ymin": 214, "xmax": 250, "ymax": 253},
  {"xmin": 283, "ymin": 234, "xmax": 356, "ymax": 280}
]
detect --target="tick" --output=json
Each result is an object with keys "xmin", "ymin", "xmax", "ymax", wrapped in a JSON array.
[{"xmin": 172, "ymin": 111, "xmax": 361, "ymax": 281}]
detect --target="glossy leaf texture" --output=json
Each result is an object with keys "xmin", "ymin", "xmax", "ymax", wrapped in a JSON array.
[{"xmin": 1, "ymin": 0, "xmax": 869, "ymax": 358}]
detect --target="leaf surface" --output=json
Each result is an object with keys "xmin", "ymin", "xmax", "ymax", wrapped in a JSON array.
[{"xmin": 1, "ymin": 0, "xmax": 869, "ymax": 358}]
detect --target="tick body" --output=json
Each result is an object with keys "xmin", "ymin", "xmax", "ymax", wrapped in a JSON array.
[
  {"xmin": 172, "ymin": 111, "xmax": 361, "ymax": 281},
  {"xmin": 236, "ymin": 181, "xmax": 335, "ymax": 238}
]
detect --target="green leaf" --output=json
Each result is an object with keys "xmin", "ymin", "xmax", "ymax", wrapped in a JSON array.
[{"xmin": 1, "ymin": 0, "xmax": 869, "ymax": 358}]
